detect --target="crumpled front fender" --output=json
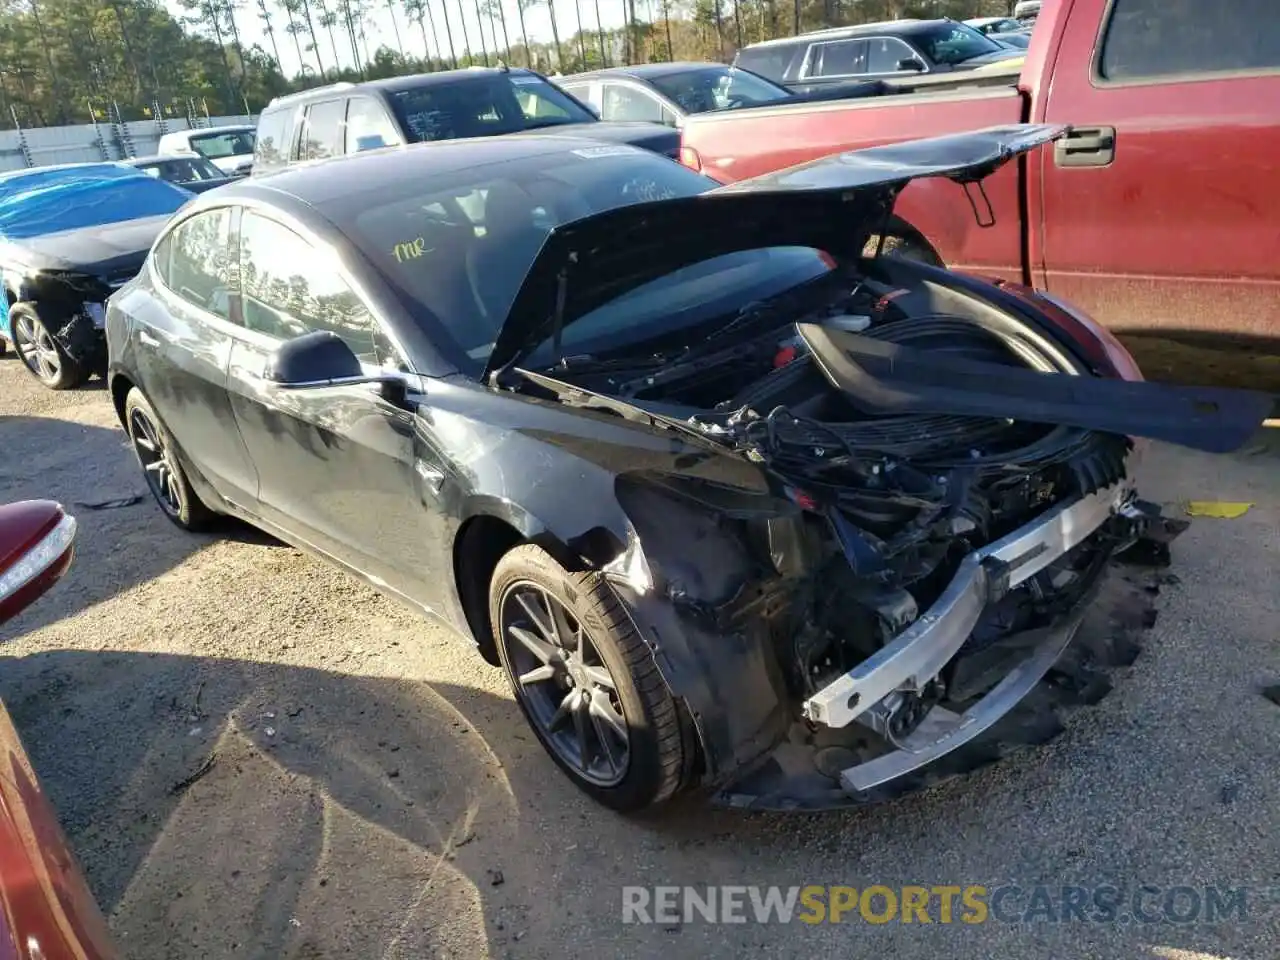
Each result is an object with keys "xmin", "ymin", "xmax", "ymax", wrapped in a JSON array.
[{"xmin": 601, "ymin": 475, "xmax": 805, "ymax": 783}]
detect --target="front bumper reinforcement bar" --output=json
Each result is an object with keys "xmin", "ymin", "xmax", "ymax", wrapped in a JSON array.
[{"xmin": 802, "ymin": 475, "xmax": 1134, "ymax": 737}]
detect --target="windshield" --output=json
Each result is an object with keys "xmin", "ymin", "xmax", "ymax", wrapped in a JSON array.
[
  {"xmin": 0, "ymin": 166, "xmax": 191, "ymax": 240},
  {"xmin": 337, "ymin": 146, "xmax": 827, "ymax": 371},
  {"xmin": 915, "ymin": 22, "xmax": 1005, "ymax": 64},
  {"xmin": 648, "ymin": 66, "xmax": 792, "ymax": 113},
  {"xmin": 390, "ymin": 74, "xmax": 597, "ymax": 142},
  {"xmin": 189, "ymin": 129, "xmax": 256, "ymax": 159}
]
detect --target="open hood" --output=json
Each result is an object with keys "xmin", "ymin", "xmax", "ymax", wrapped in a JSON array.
[{"xmin": 484, "ymin": 124, "xmax": 1066, "ymax": 380}]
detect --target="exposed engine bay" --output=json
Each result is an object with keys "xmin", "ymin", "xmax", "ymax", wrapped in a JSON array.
[{"xmin": 511, "ymin": 256, "xmax": 1221, "ymax": 808}]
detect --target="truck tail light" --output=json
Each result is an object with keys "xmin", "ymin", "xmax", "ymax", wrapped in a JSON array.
[{"xmin": 679, "ymin": 146, "xmax": 702, "ymax": 172}]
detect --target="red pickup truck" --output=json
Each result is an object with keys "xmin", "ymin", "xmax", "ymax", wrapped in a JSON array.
[{"xmin": 678, "ymin": 0, "xmax": 1280, "ymax": 344}]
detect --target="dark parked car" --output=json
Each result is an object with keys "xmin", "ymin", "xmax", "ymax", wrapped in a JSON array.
[
  {"xmin": 0, "ymin": 163, "xmax": 191, "ymax": 389},
  {"xmin": 557, "ymin": 62, "xmax": 796, "ymax": 126},
  {"xmin": 251, "ymin": 66, "xmax": 680, "ymax": 176},
  {"xmin": 124, "ymin": 154, "xmax": 238, "ymax": 193},
  {"xmin": 105, "ymin": 129, "xmax": 1269, "ymax": 812},
  {"xmin": 735, "ymin": 18, "xmax": 1024, "ymax": 93}
]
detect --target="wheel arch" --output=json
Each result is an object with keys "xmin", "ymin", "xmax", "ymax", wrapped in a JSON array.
[
  {"xmin": 870, "ymin": 214, "xmax": 945, "ymax": 266},
  {"xmin": 109, "ymin": 371, "xmax": 135, "ymax": 428},
  {"xmin": 450, "ymin": 495, "xmax": 628, "ymax": 666}
]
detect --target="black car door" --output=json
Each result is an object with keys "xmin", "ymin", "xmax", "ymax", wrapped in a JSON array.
[
  {"xmin": 224, "ymin": 208, "xmax": 444, "ymax": 605},
  {"xmin": 135, "ymin": 205, "xmax": 260, "ymax": 508}
]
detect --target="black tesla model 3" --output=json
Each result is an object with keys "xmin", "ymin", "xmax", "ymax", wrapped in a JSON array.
[{"xmin": 106, "ymin": 130, "xmax": 1270, "ymax": 812}]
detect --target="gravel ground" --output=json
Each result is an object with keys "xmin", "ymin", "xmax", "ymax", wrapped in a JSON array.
[{"xmin": 2, "ymin": 355, "xmax": 1278, "ymax": 960}]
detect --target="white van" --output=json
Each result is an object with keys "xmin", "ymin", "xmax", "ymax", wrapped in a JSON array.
[{"xmin": 156, "ymin": 125, "xmax": 257, "ymax": 176}]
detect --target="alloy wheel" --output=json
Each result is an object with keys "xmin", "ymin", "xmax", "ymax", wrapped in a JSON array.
[
  {"xmin": 499, "ymin": 583, "xmax": 630, "ymax": 787},
  {"xmin": 129, "ymin": 408, "xmax": 183, "ymax": 517},
  {"xmin": 14, "ymin": 314, "xmax": 61, "ymax": 384}
]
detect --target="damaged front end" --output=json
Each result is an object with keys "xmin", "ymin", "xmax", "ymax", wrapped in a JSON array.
[
  {"xmin": 490, "ymin": 125, "xmax": 1270, "ymax": 808},
  {"xmin": 554, "ymin": 291, "xmax": 1202, "ymax": 809},
  {"xmin": 1, "ymin": 266, "xmax": 124, "ymax": 365}
]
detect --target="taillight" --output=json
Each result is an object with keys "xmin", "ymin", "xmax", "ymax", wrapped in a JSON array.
[{"xmin": 679, "ymin": 145, "xmax": 702, "ymax": 172}]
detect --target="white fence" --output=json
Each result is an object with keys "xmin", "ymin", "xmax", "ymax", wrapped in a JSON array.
[{"xmin": 0, "ymin": 115, "xmax": 259, "ymax": 173}]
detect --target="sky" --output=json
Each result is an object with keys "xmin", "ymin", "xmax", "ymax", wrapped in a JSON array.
[{"xmin": 163, "ymin": 1, "xmax": 657, "ymax": 80}]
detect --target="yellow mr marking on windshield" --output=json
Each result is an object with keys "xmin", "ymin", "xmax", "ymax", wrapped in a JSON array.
[{"xmin": 393, "ymin": 237, "xmax": 427, "ymax": 263}]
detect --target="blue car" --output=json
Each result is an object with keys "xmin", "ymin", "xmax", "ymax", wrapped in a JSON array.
[{"xmin": 0, "ymin": 163, "xmax": 191, "ymax": 389}]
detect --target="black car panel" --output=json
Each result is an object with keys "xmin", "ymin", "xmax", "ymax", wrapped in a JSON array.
[{"xmin": 106, "ymin": 132, "xmax": 1271, "ymax": 812}]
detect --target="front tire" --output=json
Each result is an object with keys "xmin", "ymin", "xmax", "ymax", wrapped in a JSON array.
[
  {"xmin": 489, "ymin": 544, "xmax": 691, "ymax": 812},
  {"xmin": 9, "ymin": 303, "xmax": 89, "ymax": 389},
  {"xmin": 124, "ymin": 387, "xmax": 217, "ymax": 532}
]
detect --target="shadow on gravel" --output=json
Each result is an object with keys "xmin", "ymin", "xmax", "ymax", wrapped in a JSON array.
[
  {"xmin": 2, "ymin": 646, "xmax": 1271, "ymax": 960},
  {"xmin": 0, "ymin": 415, "xmax": 282, "ymax": 641}
]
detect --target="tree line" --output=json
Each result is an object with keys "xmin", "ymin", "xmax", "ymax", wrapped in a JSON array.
[{"xmin": 0, "ymin": 0, "xmax": 1018, "ymax": 127}]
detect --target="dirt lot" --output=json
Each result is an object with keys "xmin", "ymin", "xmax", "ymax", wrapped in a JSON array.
[{"xmin": 2, "ymin": 355, "xmax": 1279, "ymax": 960}]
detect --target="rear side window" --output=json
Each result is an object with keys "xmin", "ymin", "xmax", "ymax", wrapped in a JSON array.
[
  {"xmin": 866, "ymin": 37, "xmax": 918, "ymax": 73},
  {"xmin": 255, "ymin": 109, "xmax": 294, "ymax": 167},
  {"xmin": 735, "ymin": 45, "xmax": 799, "ymax": 83},
  {"xmin": 1099, "ymin": 0, "xmax": 1280, "ymax": 81},
  {"xmin": 299, "ymin": 99, "xmax": 347, "ymax": 161},
  {"xmin": 601, "ymin": 84, "xmax": 667, "ymax": 123},
  {"xmin": 345, "ymin": 98, "xmax": 402, "ymax": 153},
  {"xmin": 154, "ymin": 208, "xmax": 236, "ymax": 321},
  {"xmin": 807, "ymin": 39, "xmax": 869, "ymax": 78}
]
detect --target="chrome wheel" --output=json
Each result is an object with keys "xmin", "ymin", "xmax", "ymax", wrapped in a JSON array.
[
  {"xmin": 14, "ymin": 313, "xmax": 61, "ymax": 384},
  {"xmin": 129, "ymin": 407, "xmax": 183, "ymax": 517},
  {"xmin": 499, "ymin": 583, "xmax": 630, "ymax": 787}
]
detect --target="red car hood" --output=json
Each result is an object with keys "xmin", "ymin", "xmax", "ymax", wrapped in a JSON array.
[{"xmin": 0, "ymin": 701, "xmax": 116, "ymax": 959}]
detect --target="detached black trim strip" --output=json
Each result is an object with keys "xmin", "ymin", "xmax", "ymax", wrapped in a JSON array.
[{"xmin": 797, "ymin": 323, "xmax": 1273, "ymax": 455}]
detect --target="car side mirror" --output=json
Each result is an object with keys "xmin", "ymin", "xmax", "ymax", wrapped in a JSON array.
[
  {"xmin": 896, "ymin": 58, "xmax": 925, "ymax": 72},
  {"xmin": 264, "ymin": 331, "xmax": 410, "ymax": 406},
  {"xmin": 0, "ymin": 500, "xmax": 76, "ymax": 626}
]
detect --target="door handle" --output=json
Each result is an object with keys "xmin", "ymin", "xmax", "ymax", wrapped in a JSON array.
[{"xmin": 1054, "ymin": 126, "xmax": 1116, "ymax": 168}]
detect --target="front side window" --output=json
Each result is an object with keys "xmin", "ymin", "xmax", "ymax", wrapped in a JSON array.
[
  {"xmin": 155, "ymin": 208, "xmax": 236, "ymax": 321},
  {"xmin": 649, "ymin": 67, "xmax": 792, "ymax": 113},
  {"xmin": 345, "ymin": 98, "xmax": 403, "ymax": 153},
  {"xmin": 189, "ymin": 129, "xmax": 256, "ymax": 160},
  {"xmin": 866, "ymin": 37, "xmax": 920, "ymax": 73},
  {"xmin": 238, "ymin": 211, "xmax": 392, "ymax": 365},
  {"xmin": 389, "ymin": 74, "xmax": 596, "ymax": 142},
  {"xmin": 913, "ymin": 23, "xmax": 1004, "ymax": 65},
  {"xmin": 1099, "ymin": 0, "xmax": 1280, "ymax": 81},
  {"xmin": 808, "ymin": 39, "xmax": 869, "ymax": 78},
  {"xmin": 300, "ymin": 100, "xmax": 347, "ymax": 161},
  {"xmin": 601, "ymin": 84, "xmax": 666, "ymax": 122}
]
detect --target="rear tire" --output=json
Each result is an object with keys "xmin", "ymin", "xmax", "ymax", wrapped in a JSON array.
[
  {"xmin": 9, "ymin": 303, "xmax": 89, "ymax": 390},
  {"xmin": 489, "ymin": 544, "xmax": 691, "ymax": 812},
  {"xmin": 124, "ymin": 387, "xmax": 217, "ymax": 532}
]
